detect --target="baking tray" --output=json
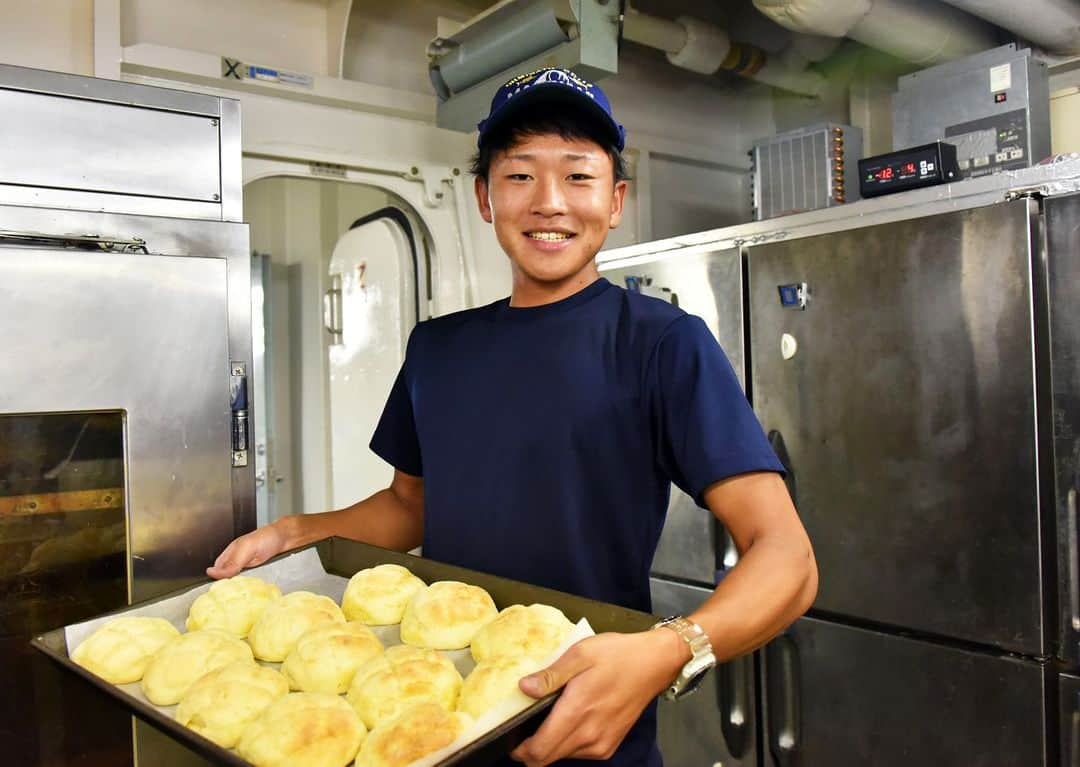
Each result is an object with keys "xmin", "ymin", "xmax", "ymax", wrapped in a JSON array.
[{"xmin": 32, "ymin": 536, "xmax": 656, "ymax": 766}]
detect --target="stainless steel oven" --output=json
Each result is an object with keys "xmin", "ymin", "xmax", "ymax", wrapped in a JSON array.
[{"xmin": 0, "ymin": 64, "xmax": 252, "ymax": 766}]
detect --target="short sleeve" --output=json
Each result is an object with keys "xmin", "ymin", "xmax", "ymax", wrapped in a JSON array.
[
  {"xmin": 369, "ymin": 327, "xmax": 424, "ymax": 477},
  {"xmin": 648, "ymin": 315, "xmax": 784, "ymax": 506}
]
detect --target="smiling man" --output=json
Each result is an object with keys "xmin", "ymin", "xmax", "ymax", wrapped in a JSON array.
[{"xmin": 209, "ymin": 68, "xmax": 817, "ymax": 766}]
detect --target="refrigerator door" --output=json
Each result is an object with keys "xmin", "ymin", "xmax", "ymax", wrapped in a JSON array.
[
  {"xmin": 603, "ymin": 249, "xmax": 744, "ymax": 586},
  {"xmin": 760, "ymin": 616, "xmax": 1047, "ymax": 767},
  {"xmin": 1044, "ymin": 193, "xmax": 1080, "ymax": 668},
  {"xmin": 748, "ymin": 200, "xmax": 1044, "ymax": 654},
  {"xmin": 651, "ymin": 578, "xmax": 756, "ymax": 767}
]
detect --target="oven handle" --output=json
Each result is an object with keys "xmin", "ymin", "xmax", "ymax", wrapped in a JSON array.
[
  {"xmin": 766, "ymin": 634, "xmax": 801, "ymax": 767},
  {"xmin": 718, "ymin": 654, "xmax": 751, "ymax": 759},
  {"xmin": 0, "ymin": 229, "xmax": 148, "ymax": 253}
]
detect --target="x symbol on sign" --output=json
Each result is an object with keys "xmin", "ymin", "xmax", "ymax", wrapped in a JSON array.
[{"xmin": 223, "ymin": 58, "xmax": 242, "ymax": 79}]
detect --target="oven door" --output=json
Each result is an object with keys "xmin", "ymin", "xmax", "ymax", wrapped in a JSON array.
[{"xmin": 0, "ymin": 243, "xmax": 234, "ymax": 765}]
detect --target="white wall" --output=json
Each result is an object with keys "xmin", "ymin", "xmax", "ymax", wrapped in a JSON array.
[
  {"xmin": 1, "ymin": 0, "xmax": 94, "ymax": 75},
  {"xmin": 121, "ymin": 0, "xmax": 338, "ymax": 76}
]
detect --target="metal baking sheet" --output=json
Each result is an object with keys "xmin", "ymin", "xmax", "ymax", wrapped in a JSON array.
[{"xmin": 32, "ymin": 537, "xmax": 655, "ymax": 766}]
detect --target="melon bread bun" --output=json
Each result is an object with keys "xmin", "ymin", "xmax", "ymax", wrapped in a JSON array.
[
  {"xmin": 70, "ymin": 616, "xmax": 180, "ymax": 684},
  {"xmin": 346, "ymin": 644, "xmax": 463, "ymax": 730},
  {"xmin": 281, "ymin": 621, "xmax": 384, "ymax": 694},
  {"xmin": 236, "ymin": 691, "xmax": 366, "ymax": 767},
  {"xmin": 247, "ymin": 590, "xmax": 346, "ymax": 662},
  {"xmin": 399, "ymin": 581, "xmax": 498, "ymax": 650},
  {"xmin": 354, "ymin": 702, "xmax": 472, "ymax": 767},
  {"xmin": 470, "ymin": 603, "xmax": 574, "ymax": 663},
  {"xmin": 341, "ymin": 563, "xmax": 426, "ymax": 625},
  {"xmin": 140, "ymin": 628, "xmax": 254, "ymax": 705},
  {"xmin": 175, "ymin": 661, "xmax": 288, "ymax": 748},
  {"xmin": 457, "ymin": 653, "xmax": 545, "ymax": 719},
  {"xmin": 185, "ymin": 575, "xmax": 282, "ymax": 637}
]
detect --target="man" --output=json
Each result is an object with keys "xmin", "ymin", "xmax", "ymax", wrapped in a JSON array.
[{"xmin": 209, "ymin": 68, "xmax": 817, "ymax": 766}]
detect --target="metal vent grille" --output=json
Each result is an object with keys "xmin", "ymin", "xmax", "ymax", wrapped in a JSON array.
[{"xmin": 752, "ymin": 123, "xmax": 862, "ymax": 221}]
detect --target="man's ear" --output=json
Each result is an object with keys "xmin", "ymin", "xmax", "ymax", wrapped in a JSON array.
[
  {"xmin": 608, "ymin": 179, "xmax": 628, "ymax": 229},
  {"xmin": 474, "ymin": 175, "xmax": 493, "ymax": 224}
]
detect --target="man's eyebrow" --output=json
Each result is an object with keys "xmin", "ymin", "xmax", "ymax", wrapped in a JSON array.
[{"xmin": 502, "ymin": 152, "xmax": 598, "ymax": 161}]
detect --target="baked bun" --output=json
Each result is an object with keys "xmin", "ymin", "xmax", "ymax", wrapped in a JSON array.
[
  {"xmin": 236, "ymin": 691, "xmax": 366, "ymax": 767},
  {"xmin": 346, "ymin": 645, "xmax": 462, "ymax": 730},
  {"xmin": 470, "ymin": 603, "xmax": 574, "ymax": 662},
  {"xmin": 175, "ymin": 661, "xmax": 288, "ymax": 748},
  {"xmin": 399, "ymin": 581, "xmax": 498, "ymax": 650},
  {"xmin": 247, "ymin": 591, "xmax": 346, "ymax": 662},
  {"xmin": 70, "ymin": 616, "xmax": 180, "ymax": 684},
  {"xmin": 140, "ymin": 628, "xmax": 254, "ymax": 705},
  {"xmin": 354, "ymin": 702, "xmax": 471, "ymax": 767},
  {"xmin": 457, "ymin": 654, "xmax": 544, "ymax": 718},
  {"xmin": 341, "ymin": 564, "xmax": 426, "ymax": 625},
  {"xmin": 281, "ymin": 621, "xmax": 384, "ymax": 694},
  {"xmin": 186, "ymin": 575, "xmax": 281, "ymax": 637}
]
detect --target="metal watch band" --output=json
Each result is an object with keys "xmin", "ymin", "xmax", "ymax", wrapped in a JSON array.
[{"xmin": 651, "ymin": 615, "xmax": 717, "ymax": 701}]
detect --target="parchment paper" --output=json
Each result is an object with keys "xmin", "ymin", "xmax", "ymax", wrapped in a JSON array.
[{"xmin": 62, "ymin": 548, "xmax": 595, "ymax": 765}]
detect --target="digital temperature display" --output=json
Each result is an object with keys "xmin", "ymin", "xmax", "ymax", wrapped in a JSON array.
[
  {"xmin": 873, "ymin": 162, "xmax": 918, "ymax": 181},
  {"xmin": 858, "ymin": 142, "xmax": 960, "ymax": 198}
]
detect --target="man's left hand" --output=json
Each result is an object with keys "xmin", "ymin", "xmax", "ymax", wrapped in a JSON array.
[{"xmin": 509, "ymin": 629, "xmax": 689, "ymax": 766}]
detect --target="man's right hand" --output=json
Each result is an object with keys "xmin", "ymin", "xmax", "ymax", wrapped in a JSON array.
[
  {"xmin": 206, "ymin": 521, "xmax": 289, "ymax": 579},
  {"xmin": 207, "ymin": 471, "xmax": 425, "ymax": 580}
]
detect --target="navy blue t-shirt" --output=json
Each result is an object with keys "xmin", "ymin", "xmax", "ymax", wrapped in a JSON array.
[{"xmin": 370, "ymin": 277, "xmax": 783, "ymax": 766}]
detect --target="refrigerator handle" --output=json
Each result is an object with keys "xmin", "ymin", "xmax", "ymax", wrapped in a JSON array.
[
  {"xmin": 1070, "ymin": 691, "xmax": 1080, "ymax": 765},
  {"xmin": 1069, "ymin": 488, "xmax": 1079, "ymax": 632},
  {"xmin": 717, "ymin": 654, "xmax": 752, "ymax": 758},
  {"xmin": 766, "ymin": 635, "xmax": 801, "ymax": 767},
  {"xmin": 768, "ymin": 430, "xmax": 798, "ymax": 509}
]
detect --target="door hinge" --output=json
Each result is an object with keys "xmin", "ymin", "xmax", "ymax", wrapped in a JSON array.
[{"xmin": 230, "ymin": 361, "xmax": 249, "ymax": 467}]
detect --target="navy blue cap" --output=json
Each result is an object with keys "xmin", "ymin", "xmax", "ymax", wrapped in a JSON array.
[{"xmin": 476, "ymin": 67, "xmax": 626, "ymax": 152}]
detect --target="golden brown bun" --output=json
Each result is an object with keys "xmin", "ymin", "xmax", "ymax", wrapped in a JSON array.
[
  {"xmin": 399, "ymin": 581, "xmax": 498, "ymax": 650},
  {"xmin": 140, "ymin": 629, "xmax": 254, "ymax": 705},
  {"xmin": 70, "ymin": 616, "xmax": 180, "ymax": 684},
  {"xmin": 346, "ymin": 644, "xmax": 462, "ymax": 730},
  {"xmin": 236, "ymin": 691, "xmax": 366, "ymax": 767},
  {"xmin": 186, "ymin": 575, "xmax": 282, "ymax": 637},
  {"xmin": 470, "ymin": 604, "xmax": 574, "ymax": 663},
  {"xmin": 354, "ymin": 702, "xmax": 471, "ymax": 767},
  {"xmin": 281, "ymin": 621, "xmax": 384, "ymax": 694},
  {"xmin": 247, "ymin": 591, "xmax": 346, "ymax": 662},
  {"xmin": 175, "ymin": 661, "xmax": 288, "ymax": 748},
  {"xmin": 457, "ymin": 654, "xmax": 544, "ymax": 718},
  {"xmin": 341, "ymin": 564, "xmax": 426, "ymax": 625}
]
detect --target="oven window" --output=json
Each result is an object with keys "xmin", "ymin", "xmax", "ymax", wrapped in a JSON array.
[{"xmin": 1, "ymin": 412, "xmax": 132, "ymax": 765}]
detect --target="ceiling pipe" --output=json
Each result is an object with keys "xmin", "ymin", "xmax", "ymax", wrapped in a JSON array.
[
  {"xmin": 551, "ymin": 1, "xmax": 825, "ymax": 97},
  {"xmin": 753, "ymin": 0, "xmax": 999, "ymax": 65},
  {"xmin": 938, "ymin": 0, "xmax": 1080, "ymax": 55}
]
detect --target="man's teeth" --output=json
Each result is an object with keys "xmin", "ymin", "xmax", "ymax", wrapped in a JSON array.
[{"xmin": 527, "ymin": 232, "xmax": 572, "ymax": 241}]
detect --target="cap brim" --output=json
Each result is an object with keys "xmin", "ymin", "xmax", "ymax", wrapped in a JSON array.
[{"xmin": 478, "ymin": 83, "xmax": 624, "ymax": 151}]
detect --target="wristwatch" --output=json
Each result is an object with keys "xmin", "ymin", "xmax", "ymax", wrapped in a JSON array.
[{"xmin": 651, "ymin": 615, "xmax": 716, "ymax": 701}]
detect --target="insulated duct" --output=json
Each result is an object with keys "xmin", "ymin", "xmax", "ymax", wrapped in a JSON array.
[
  {"xmin": 939, "ymin": 0, "xmax": 1080, "ymax": 55},
  {"xmin": 753, "ymin": 0, "xmax": 999, "ymax": 64},
  {"xmin": 428, "ymin": 0, "xmax": 830, "ymax": 133},
  {"xmin": 596, "ymin": 4, "xmax": 826, "ymax": 96},
  {"xmin": 433, "ymin": 0, "xmax": 569, "ymax": 95}
]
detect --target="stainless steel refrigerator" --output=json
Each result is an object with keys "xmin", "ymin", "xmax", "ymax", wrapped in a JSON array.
[
  {"xmin": 604, "ymin": 191, "xmax": 1080, "ymax": 766},
  {"xmin": 747, "ymin": 194, "xmax": 1080, "ymax": 766},
  {"xmin": 603, "ymin": 249, "xmax": 759, "ymax": 767}
]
